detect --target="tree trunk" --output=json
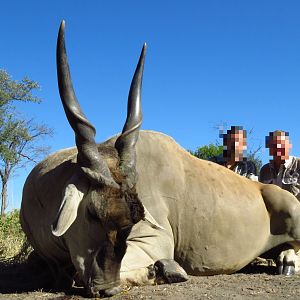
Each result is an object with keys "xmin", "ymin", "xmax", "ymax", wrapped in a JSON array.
[
  {"xmin": 0, "ymin": 165, "xmax": 10, "ymax": 216},
  {"xmin": 1, "ymin": 177, "xmax": 8, "ymax": 216}
]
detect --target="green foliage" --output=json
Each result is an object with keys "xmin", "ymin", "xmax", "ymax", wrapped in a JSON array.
[
  {"xmin": 189, "ymin": 143, "xmax": 223, "ymax": 160},
  {"xmin": 0, "ymin": 70, "xmax": 40, "ymax": 107},
  {"xmin": 0, "ymin": 117, "xmax": 30, "ymax": 165},
  {"xmin": 0, "ymin": 209, "xmax": 22, "ymax": 236},
  {"xmin": 0, "ymin": 69, "xmax": 53, "ymax": 215},
  {"xmin": 0, "ymin": 209, "xmax": 30, "ymax": 259},
  {"xmin": 190, "ymin": 142, "xmax": 262, "ymax": 173},
  {"xmin": 0, "ymin": 69, "xmax": 44, "ymax": 171}
]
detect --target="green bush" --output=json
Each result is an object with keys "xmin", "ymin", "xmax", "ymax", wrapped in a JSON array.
[
  {"xmin": 0, "ymin": 209, "xmax": 30, "ymax": 259},
  {"xmin": 189, "ymin": 143, "xmax": 223, "ymax": 160}
]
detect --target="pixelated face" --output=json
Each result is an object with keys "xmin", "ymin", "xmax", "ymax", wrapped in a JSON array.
[
  {"xmin": 267, "ymin": 133, "xmax": 291, "ymax": 160},
  {"xmin": 224, "ymin": 130, "xmax": 247, "ymax": 162}
]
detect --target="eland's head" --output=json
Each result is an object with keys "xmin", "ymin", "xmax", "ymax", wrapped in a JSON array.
[{"xmin": 51, "ymin": 21, "xmax": 146, "ymax": 297}]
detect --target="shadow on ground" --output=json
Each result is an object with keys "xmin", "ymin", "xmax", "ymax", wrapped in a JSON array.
[{"xmin": 0, "ymin": 254, "xmax": 278, "ymax": 297}]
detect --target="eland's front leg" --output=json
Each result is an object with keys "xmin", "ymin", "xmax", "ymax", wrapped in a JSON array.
[{"xmin": 276, "ymin": 243, "xmax": 300, "ymax": 275}]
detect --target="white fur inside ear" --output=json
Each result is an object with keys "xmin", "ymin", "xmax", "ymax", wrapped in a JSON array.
[
  {"xmin": 52, "ymin": 175, "xmax": 87, "ymax": 236},
  {"xmin": 143, "ymin": 205, "xmax": 165, "ymax": 230}
]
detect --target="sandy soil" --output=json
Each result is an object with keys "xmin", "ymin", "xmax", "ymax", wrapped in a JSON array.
[{"xmin": 1, "ymin": 265, "xmax": 300, "ymax": 299}]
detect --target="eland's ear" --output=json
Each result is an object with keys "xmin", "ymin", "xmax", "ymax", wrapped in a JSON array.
[{"xmin": 52, "ymin": 174, "xmax": 88, "ymax": 236}]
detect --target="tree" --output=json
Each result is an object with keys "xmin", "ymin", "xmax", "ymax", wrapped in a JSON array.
[
  {"xmin": 190, "ymin": 141, "xmax": 262, "ymax": 173},
  {"xmin": 190, "ymin": 124, "xmax": 263, "ymax": 174},
  {"xmin": 248, "ymin": 147, "xmax": 263, "ymax": 173},
  {"xmin": 189, "ymin": 143, "xmax": 223, "ymax": 160},
  {"xmin": 0, "ymin": 69, "xmax": 52, "ymax": 215}
]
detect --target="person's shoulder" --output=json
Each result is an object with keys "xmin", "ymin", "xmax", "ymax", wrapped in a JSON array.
[
  {"xmin": 291, "ymin": 156, "xmax": 300, "ymax": 162},
  {"xmin": 289, "ymin": 156, "xmax": 300, "ymax": 170},
  {"xmin": 260, "ymin": 163, "xmax": 270, "ymax": 171},
  {"xmin": 259, "ymin": 162, "xmax": 271, "ymax": 181}
]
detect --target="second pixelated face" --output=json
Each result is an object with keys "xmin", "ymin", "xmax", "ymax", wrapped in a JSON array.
[{"xmin": 266, "ymin": 131, "xmax": 292, "ymax": 161}]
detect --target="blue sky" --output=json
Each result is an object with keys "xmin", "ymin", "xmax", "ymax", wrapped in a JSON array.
[{"xmin": 1, "ymin": 1, "xmax": 300, "ymax": 210}]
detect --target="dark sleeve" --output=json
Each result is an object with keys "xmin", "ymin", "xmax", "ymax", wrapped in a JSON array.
[{"xmin": 259, "ymin": 164, "xmax": 270, "ymax": 183}]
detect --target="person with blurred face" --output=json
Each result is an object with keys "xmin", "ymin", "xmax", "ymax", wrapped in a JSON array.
[
  {"xmin": 210, "ymin": 126, "xmax": 258, "ymax": 180},
  {"xmin": 259, "ymin": 130, "xmax": 300, "ymax": 199}
]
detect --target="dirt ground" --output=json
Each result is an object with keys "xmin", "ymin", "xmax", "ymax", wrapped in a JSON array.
[{"xmin": 1, "ymin": 264, "xmax": 300, "ymax": 300}]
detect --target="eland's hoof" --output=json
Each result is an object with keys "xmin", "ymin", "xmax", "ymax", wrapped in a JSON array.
[
  {"xmin": 89, "ymin": 285, "xmax": 122, "ymax": 298},
  {"xmin": 277, "ymin": 263, "xmax": 283, "ymax": 275},
  {"xmin": 147, "ymin": 264, "xmax": 156, "ymax": 279},
  {"xmin": 102, "ymin": 286, "xmax": 122, "ymax": 297},
  {"xmin": 283, "ymin": 265, "xmax": 295, "ymax": 276},
  {"xmin": 154, "ymin": 259, "xmax": 188, "ymax": 284}
]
